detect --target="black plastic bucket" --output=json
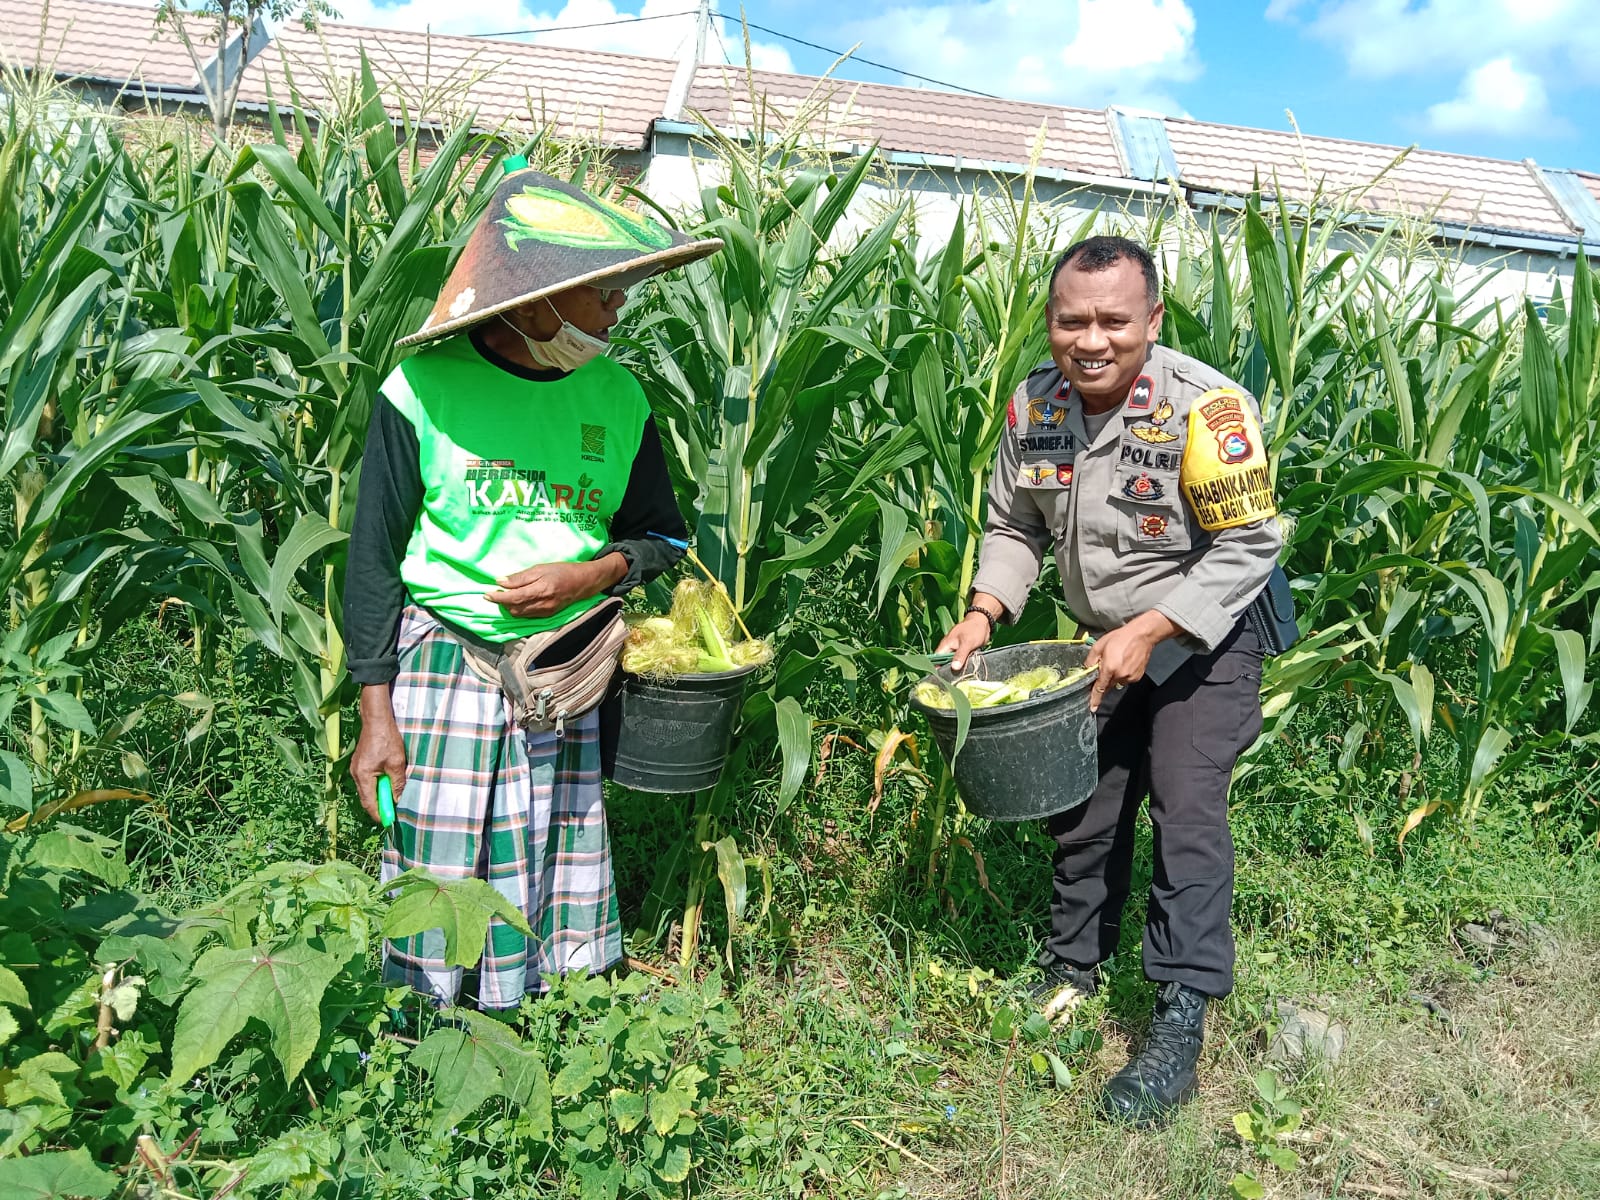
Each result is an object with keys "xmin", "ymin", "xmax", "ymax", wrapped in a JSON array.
[
  {"xmin": 909, "ymin": 642, "xmax": 1099, "ymax": 822},
  {"xmin": 611, "ymin": 664, "xmax": 757, "ymax": 794}
]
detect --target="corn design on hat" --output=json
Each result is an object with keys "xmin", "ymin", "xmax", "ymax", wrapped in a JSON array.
[{"xmin": 398, "ymin": 160, "xmax": 722, "ymax": 348}]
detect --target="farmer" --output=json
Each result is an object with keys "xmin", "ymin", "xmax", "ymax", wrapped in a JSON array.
[
  {"xmin": 936, "ymin": 235, "xmax": 1282, "ymax": 1126},
  {"xmin": 344, "ymin": 160, "xmax": 719, "ymax": 1010}
]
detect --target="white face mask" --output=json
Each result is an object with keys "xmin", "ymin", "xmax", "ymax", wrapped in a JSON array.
[{"xmin": 500, "ymin": 302, "xmax": 609, "ymax": 373}]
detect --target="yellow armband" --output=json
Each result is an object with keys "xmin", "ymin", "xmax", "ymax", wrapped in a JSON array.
[{"xmin": 1179, "ymin": 388, "xmax": 1277, "ymax": 531}]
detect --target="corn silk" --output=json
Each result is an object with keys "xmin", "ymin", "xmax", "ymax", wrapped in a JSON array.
[
  {"xmin": 913, "ymin": 664, "xmax": 1096, "ymax": 710},
  {"xmin": 621, "ymin": 580, "xmax": 773, "ymax": 677}
]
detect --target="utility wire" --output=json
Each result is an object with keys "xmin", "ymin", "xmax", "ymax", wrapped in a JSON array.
[
  {"xmin": 470, "ymin": 11, "xmax": 698, "ymax": 39},
  {"xmin": 716, "ymin": 13, "xmax": 996, "ymax": 98},
  {"xmin": 465, "ymin": 7, "xmax": 994, "ymax": 100},
  {"xmin": 709, "ymin": 18, "xmax": 733, "ymax": 70}
]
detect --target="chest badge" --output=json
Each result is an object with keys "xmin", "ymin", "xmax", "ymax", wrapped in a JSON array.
[
  {"xmin": 1127, "ymin": 375, "xmax": 1154, "ymax": 411},
  {"xmin": 1028, "ymin": 396, "xmax": 1067, "ymax": 430},
  {"xmin": 1019, "ymin": 463, "xmax": 1055, "ymax": 486},
  {"xmin": 1129, "ymin": 397, "xmax": 1178, "ymax": 444},
  {"xmin": 1057, "ymin": 463, "xmax": 1074, "ymax": 486},
  {"xmin": 1122, "ymin": 472, "xmax": 1166, "ymax": 501},
  {"xmin": 1139, "ymin": 514, "xmax": 1169, "ymax": 539}
]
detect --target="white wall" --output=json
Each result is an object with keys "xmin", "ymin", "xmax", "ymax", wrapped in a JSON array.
[{"xmin": 641, "ymin": 127, "xmax": 1580, "ymax": 307}]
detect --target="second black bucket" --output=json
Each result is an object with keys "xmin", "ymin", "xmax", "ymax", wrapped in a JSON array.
[
  {"xmin": 909, "ymin": 641, "xmax": 1099, "ymax": 822},
  {"xmin": 611, "ymin": 664, "xmax": 757, "ymax": 794}
]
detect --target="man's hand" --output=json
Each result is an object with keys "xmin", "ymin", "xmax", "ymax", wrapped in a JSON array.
[
  {"xmin": 1084, "ymin": 610, "xmax": 1183, "ymax": 712},
  {"xmin": 934, "ymin": 594, "xmax": 1004, "ymax": 671},
  {"xmin": 484, "ymin": 553, "xmax": 627, "ymax": 619},
  {"xmin": 350, "ymin": 684, "xmax": 408, "ymax": 824},
  {"xmin": 934, "ymin": 614, "xmax": 991, "ymax": 672}
]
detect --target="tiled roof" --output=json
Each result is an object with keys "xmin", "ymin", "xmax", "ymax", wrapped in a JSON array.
[
  {"xmin": 0, "ymin": 0, "xmax": 207, "ymax": 91},
  {"xmin": 1578, "ymin": 171, "xmax": 1600, "ymax": 211},
  {"xmin": 686, "ymin": 65, "xmax": 1127, "ymax": 179},
  {"xmin": 235, "ymin": 22, "xmax": 678, "ymax": 148},
  {"xmin": 5, "ymin": 0, "xmax": 1594, "ymax": 246},
  {"xmin": 1164, "ymin": 118, "xmax": 1578, "ymax": 238}
]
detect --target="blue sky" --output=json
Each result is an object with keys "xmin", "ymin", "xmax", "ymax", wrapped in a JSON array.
[{"xmin": 329, "ymin": 0, "xmax": 1600, "ymax": 170}]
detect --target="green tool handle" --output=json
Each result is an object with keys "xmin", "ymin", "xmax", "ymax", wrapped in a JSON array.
[{"xmin": 376, "ymin": 775, "xmax": 396, "ymax": 829}]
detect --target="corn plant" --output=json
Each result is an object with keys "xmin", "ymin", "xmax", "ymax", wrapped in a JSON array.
[
  {"xmin": 0, "ymin": 81, "xmax": 223, "ymax": 803},
  {"xmin": 8, "ymin": 47, "xmax": 1600, "ymax": 890},
  {"xmin": 1168, "ymin": 193, "xmax": 1600, "ymax": 835},
  {"xmin": 619, "ymin": 121, "xmax": 911, "ymax": 955}
]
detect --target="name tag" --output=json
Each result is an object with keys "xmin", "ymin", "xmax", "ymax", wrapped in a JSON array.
[{"xmin": 1020, "ymin": 432, "xmax": 1075, "ymax": 454}]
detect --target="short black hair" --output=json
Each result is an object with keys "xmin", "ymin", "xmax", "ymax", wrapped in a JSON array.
[{"xmin": 1048, "ymin": 235, "xmax": 1161, "ymax": 311}]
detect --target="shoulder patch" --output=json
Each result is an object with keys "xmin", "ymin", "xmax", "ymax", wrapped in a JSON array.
[
  {"xmin": 1179, "ymin": 388, "xmax": 1276, "ymax": 530},
  {"xmin": 1166, "ymin": 352, "xmax": 1238, "ymax": 396}
]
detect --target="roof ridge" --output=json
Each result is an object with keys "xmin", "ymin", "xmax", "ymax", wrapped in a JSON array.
[
  {"xmin": 13, "ymin": 0, "xmax": 165, "ymax": 10},
  {"xmin": 686, "ymin": 58, "xmax": 1105, "ymax": 119},
  {"xmin": 11, "ymin": 0, "xmax": 1593, "ymax": 198},
  {"xmin": 28, "ymin": 0, "xmax": 1600, "ymax": 176}
]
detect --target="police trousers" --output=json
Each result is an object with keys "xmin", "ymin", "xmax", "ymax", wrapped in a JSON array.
[{"xmin": 1043, "ymin": 621, "xmax": 1263, "ymax": 997}]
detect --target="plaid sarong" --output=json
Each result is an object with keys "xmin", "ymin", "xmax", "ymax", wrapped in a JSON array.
[{"xmin": 381, "ymin": 605, "xmax": 622, "ymax": 1009}]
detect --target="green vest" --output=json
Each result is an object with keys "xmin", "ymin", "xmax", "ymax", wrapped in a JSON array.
[{"xmin": 383, "ymin": 336, "xmax": 649, "ymax": 642}]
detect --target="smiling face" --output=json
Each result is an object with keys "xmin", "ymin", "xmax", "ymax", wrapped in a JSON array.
[{"xmin": 1048, "ymin": 258, "xmax": 1164, "ymax": 412}]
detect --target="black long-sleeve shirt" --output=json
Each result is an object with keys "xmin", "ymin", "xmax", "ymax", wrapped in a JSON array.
[{"xmin": 343, "ymin": 332, "xmax": 688, "ymax": 685}]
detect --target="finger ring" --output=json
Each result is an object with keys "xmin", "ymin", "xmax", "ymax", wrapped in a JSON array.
[{"xmin": 1114, "ymin": 683, "xmax": 1125, "ymax": 690}]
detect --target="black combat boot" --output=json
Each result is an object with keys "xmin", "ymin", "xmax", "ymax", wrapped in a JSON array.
[{"xmin": 1098, "ymin": 981, "xmax": 1208, "ymax": 1127}]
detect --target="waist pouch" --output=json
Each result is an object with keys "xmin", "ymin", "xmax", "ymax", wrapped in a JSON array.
[
  {"xmin": 442, "ymin": 598, "xmax": 627, "ymax": 737},
  {"xmin": 1245, "ymin": 565, "xmax": 1299, "ymax": 657}
]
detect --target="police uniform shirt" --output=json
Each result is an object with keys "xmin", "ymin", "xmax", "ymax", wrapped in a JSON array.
[{"xmin": 971, "ymin": 343, "xmax": 1282, "ymax": 682}]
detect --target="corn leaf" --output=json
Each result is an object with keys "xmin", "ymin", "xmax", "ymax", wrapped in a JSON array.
[
  {"xmin": 1545, "ymin": 626, "xmax": 1592, "ymax": 731},
  {"xmin": 774, "ymin": 697, "xmax": 813, "ymax": 815},
  {"xmin": 1519, "ymin": 301, "xmax": 1562, "ymax": 493}
]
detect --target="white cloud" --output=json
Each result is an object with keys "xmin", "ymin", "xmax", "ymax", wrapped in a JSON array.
[
  {"xmin": 841, "ymin": 0, "xmax": 1200, "ymax": 109},
  {"xmin": 1268, "ymin": 0, "xmax": 1597, "ymax": 142},
  {"xmin": 330, "ymin": 0, "xmax": 794, "ymax": 72},
  {"xmin": 1267, "ymin": 0, "xmax": 1600, "ymax": 83},
  {"xmin": 1062, "ymin": 0, "xmax": 1194, "ymax": 73},
  {"xmin": 747, "ymin": 42, "xmax": 794, "ymax": 73},
  {"xmin": 1426, "ymin": 56, "xmax": 1555, "ymax": 135}
]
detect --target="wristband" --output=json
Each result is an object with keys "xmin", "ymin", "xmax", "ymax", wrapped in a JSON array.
[{"xmin": 965, "ymin": 605, "xmax": 998, "ymax": 640}]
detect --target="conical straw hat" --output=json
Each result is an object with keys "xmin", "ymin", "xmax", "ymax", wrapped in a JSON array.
[{"xmin": 398, "ymin": 161, "xmax": 722, "ymax": 348}]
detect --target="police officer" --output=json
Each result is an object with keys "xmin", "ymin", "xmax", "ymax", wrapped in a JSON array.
[{"xmin": 936, "ymin": 235, "xmax": 1281, "ymax": 1126}]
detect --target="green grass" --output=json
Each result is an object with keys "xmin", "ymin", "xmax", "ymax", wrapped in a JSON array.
[
  {"xmin": 59, "ymin": 618, "xmax": 1600, "ymax": 1198},
  {"xmin": 679, "ymin": 794, "xmax": 1600, "ymax": 1199},
  {"xmin": 73, "ymin": 617, "xmax": 373, "ymax": 902},
  {"xmin": 615, "ymin": 694, "xmax": 1600, "ymax": 1199}
]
